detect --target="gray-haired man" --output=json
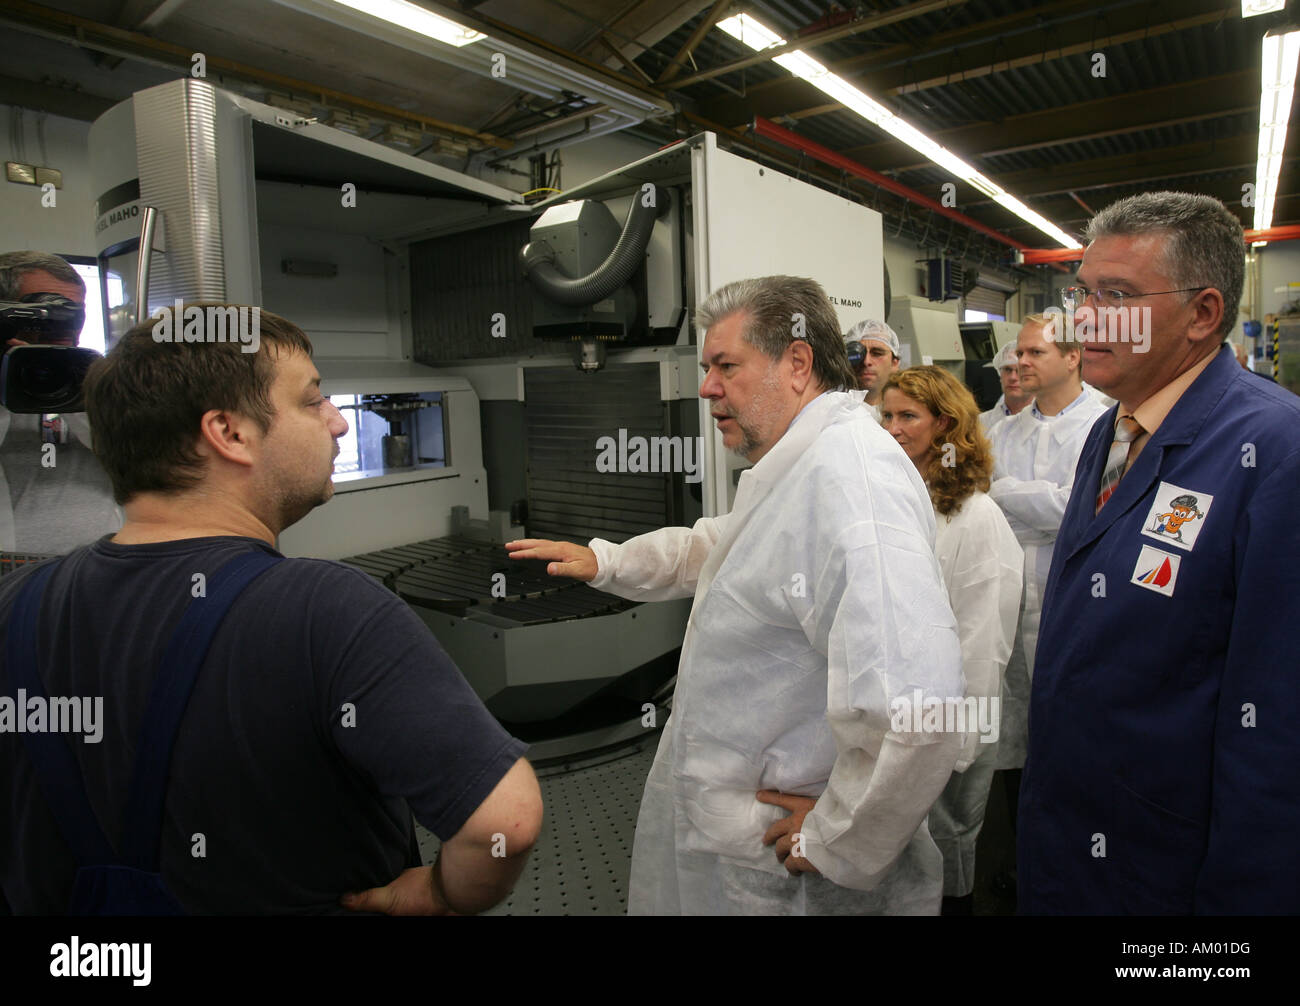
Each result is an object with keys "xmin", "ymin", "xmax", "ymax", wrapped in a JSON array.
[
  {"xmin": 509, "ymin": 275, "xmax": 963, "ymax": 915},
  {"xmin": 1021, "ymin": 191, "xmax": 1300, "ymax": 913}
]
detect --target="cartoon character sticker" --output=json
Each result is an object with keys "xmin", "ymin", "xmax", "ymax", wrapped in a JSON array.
[{"xmin": 1141, "ymin": 482, "xmax": 1213, "ymax": 552}]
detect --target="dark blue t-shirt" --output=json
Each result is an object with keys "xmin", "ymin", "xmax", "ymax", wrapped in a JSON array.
[{"xmin": 0, "ymin": 535, "xmax": 526, "ymax": 914}]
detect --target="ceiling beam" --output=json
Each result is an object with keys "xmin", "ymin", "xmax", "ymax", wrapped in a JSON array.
[
  {"xmin": 741, "ymin": 0, "xmax": 1106, "ymax": 103},
  {"xmin": 973, "ymin": 134, "xmax": 1272, "ymax": 200},
  {"xmin": 593, "ymin": 32, "xmax": 655, "ymax": 84},
  {"xmin": 891, "ymin": 7, "xmax": 1229, "ymax": 97},
  {"xmin": 657, "ymin": 0, "xmax": 731, "ymax": 83},
  {"xmin": 690, "ymin": 0, "xmax": 1230, "ymax": 129},
  {"xmin": 97, "ymin": 0, "xmax": 190, "ymax": 69},
  {"xmin": 576, "ymin": 0, "xmax": 710, "ymax": 71},
  {"xmin": 838, "ymin": 70, "xmax": 1257, "ymax": 172},
  {"xmin": 952, "ymin": 151, "xmax": 1299, "ymax": 240},
  {"xmin": 128, "ymin": 0, "xmax": 189, "ymax": 31},
  {"xmin": 667, "ymin": 0, "xmax": 968, "ymax": 89},
  {"xmin": 447, "ymin": 2, "xmax": 673, "ymax": 112}
]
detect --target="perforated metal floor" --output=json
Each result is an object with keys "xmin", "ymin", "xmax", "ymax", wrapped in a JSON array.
[{"xmin": 414, "ymin": 737, "xmax": 658, "ymax": 916}]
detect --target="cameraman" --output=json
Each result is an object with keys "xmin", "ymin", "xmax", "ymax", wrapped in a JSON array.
[{"xmin": 0, "ymin": 251, "xmax": 121, "ymax": 554}]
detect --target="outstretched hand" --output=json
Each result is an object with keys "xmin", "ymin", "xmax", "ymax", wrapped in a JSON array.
[{"xmin": 505, "ymin": 538, "xmax": 598, "ymax": 582}]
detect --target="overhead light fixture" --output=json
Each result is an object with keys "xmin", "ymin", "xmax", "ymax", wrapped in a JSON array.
[
  {"xmin": 716, "ymin": 12, "xmax": 1080, "ymax": 249},
  {"xmin": 1243, "ymin": 1, "xmax": 1286, "ymax": 18},
  {"xmin": 272, "ymin": 0, "xmax": 670, "ymax": 148},
  {"xmin": 1254, "ymin": 25, "xmax": 1300, "ymax": 232},
  {"xmin": 327, "ymin": 0, "xmax": 484, "ymax": 46}
]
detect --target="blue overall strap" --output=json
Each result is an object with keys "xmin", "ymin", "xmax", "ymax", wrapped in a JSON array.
[
  {"xmin": 7, "ymin": 559, "xmax": 117, "ymax": 866},
  {"xmin": 121, "ymin": 549, "xmax": 282, "ymax": 871}
]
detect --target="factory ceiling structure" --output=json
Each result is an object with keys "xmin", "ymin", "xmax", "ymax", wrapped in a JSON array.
[{"xmin": 0, "ymin": 0, "xmax": 1295, "ymax": 269}]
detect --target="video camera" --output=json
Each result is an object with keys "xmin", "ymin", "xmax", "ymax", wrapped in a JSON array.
[{"xmin": 0, "ymin": 293, "xmax": 101, "ymax": 413}]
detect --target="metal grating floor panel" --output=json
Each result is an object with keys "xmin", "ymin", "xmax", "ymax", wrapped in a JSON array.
[
  {"xmin": 343, "ymin": 535, "xmax": 634, "ymax": 624},
  {"xmin": 414, "ymin": 738, "xmax": 657, "ymax": 916}
]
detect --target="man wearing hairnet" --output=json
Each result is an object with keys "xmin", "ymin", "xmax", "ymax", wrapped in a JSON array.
[
  {"xmin": 979, "ymin": 341, "xmax": 1031, "ymax": 434},
  {"xmin": 843, "ymin": 318, "xmax": 901, "ymax": 422},
  {"xmin": 508, "ymin": 276, "xmax": 964, "ymax": 915}
]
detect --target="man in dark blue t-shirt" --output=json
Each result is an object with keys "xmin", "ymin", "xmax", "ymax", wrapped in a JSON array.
[{"xmin": 0, "ymin": 306, "xmax": 541, "ymax": 914}]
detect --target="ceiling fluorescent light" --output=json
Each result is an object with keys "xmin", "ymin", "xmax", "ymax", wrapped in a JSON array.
[
  {"xmin": 328, "ymin": 0, "xmax": 484, "ymax": 46},
  {"xmin": 993, "ymin": 193, "xmax": 1079, "ymax": 248},
  {"xmin": 717, "ymin": 13, "xmax": 1079, "ymax": 248},
  {"xmin": 1243, "ymin": 1, "xmax": 1286, "ymax": 18},
  {"xmin": 1255, "ymin": 27, "xmax": 1300, "ymax": 232},
  {"xmin": 274, "ymin": 0, "xmax": 670, "ymax": 133},
  {"xmin": 718, "ymin": 12, "xmax": 784, "ymax": 49},
  {"xmin": 966, "ymin": 176, "xmax": 1003, "ymax": 199}
]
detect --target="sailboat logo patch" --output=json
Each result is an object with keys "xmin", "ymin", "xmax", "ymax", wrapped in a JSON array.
[
  {"xmin": 1131, "ymin": 544, "xmax": 1182, "ymax": 597},
  {"xmin": 1141, "ymin": 482, "xmax": 1212, "ymax": 551}
]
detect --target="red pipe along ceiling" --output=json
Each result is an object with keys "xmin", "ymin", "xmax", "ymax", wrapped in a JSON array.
[{"xmin": 1018, "ymin": 225, "xmax": 1300, "ymax": 265}]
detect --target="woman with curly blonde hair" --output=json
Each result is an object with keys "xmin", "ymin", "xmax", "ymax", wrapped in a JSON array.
[{"xmin": 879, "ymin": 366, "xmax": 1023, "ymax": 915}]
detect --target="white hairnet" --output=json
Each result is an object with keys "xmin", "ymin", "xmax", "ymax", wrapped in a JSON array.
[{"xmin": 845, "ymin": 319, "xmax": 900, "ymax": 357}]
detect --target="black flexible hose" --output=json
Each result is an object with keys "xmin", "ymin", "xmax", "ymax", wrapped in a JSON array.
[{"xmin": 520, "ymin": 185, "xmax": 671, "ymax": 307}]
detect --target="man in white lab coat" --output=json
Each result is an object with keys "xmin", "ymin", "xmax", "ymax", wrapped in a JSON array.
[
  {"xmin": 508, "ymin": 276, "xmax": 964, "ymax": 915},
  {"xmin": 988, "ymin": 314, "xmax": 1106, "ymax": 779},
  {"xmin": 979, "ymin": 341, "xmax": 1031, "ymax": 434}
]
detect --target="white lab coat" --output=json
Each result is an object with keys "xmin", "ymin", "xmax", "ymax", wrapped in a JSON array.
[
  {"xmin": 925, "ymin": 491, "xmax": 1022, "ymax": 896},
  {"xmin": 978, "ymin": 396, "xmax": 1009, "ymax": 436},
  {"xmin": 986, "ymin": 389, "xmax": 1106, "ymax": 769},
  {"xmin": 1083, "ymin": 381, "xmax": 1117, "ymax": 409},
  {"xmin": 590, "ymin": 391, "xmax": 964, "ymax": 915}
]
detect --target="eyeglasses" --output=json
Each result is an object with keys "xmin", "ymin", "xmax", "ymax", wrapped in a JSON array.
[{"xmin": 1059, "ymin": 286, "xmax": 1208, "ymax": 311}]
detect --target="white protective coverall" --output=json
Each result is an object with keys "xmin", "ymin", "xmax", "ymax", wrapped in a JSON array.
[
  {"xmin": 978, "ymin": 395, "xmax": 1010, "ymax": 435},
  {"xmin": 589, "ymin": 391, "xmax": 964, "ymax": 915},
  {"xmin": 986, "ymin": 389, "xmax": 1106, "ymax": 770},
  {"xmin": 924, "ymin": 491, "xmax": 1022, "ymax": 897}
]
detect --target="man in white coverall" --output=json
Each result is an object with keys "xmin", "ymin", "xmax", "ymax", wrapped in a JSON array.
[
  {"xmin": 508, "ymin": 276, "xmax": 964, "ymax": 915},
  {"xmin": 979, "ymin": 341, "xmax": 1031, "ymax": 434},
  {"xmin": 986, "ymin": 314, "xmax": 1106, "ymax": 844}
]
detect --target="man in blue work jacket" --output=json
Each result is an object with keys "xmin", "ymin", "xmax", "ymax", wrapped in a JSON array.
[{"xmin": 1018, "ymin": 191, "xmax": 1300, "ymax": 914}]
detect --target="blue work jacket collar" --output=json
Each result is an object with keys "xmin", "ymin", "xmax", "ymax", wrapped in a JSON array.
[{"xmin": 1063, "ymin": 344, "xmax": 1238, "ymax": 561}]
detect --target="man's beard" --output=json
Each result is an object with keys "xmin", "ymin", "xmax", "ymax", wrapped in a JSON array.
[
  {"xmin": 728, "ymin": 363, "xmax": 785, "ymax": 460},
  {"xmin": 268, "ymin": 472, "xmax": 333, "ymax": 533}
]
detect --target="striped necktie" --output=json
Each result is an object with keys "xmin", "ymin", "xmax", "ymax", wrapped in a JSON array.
[{"xmin": 1095, "ymin": 415, "xmax": 1143, "ymax": 514}]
